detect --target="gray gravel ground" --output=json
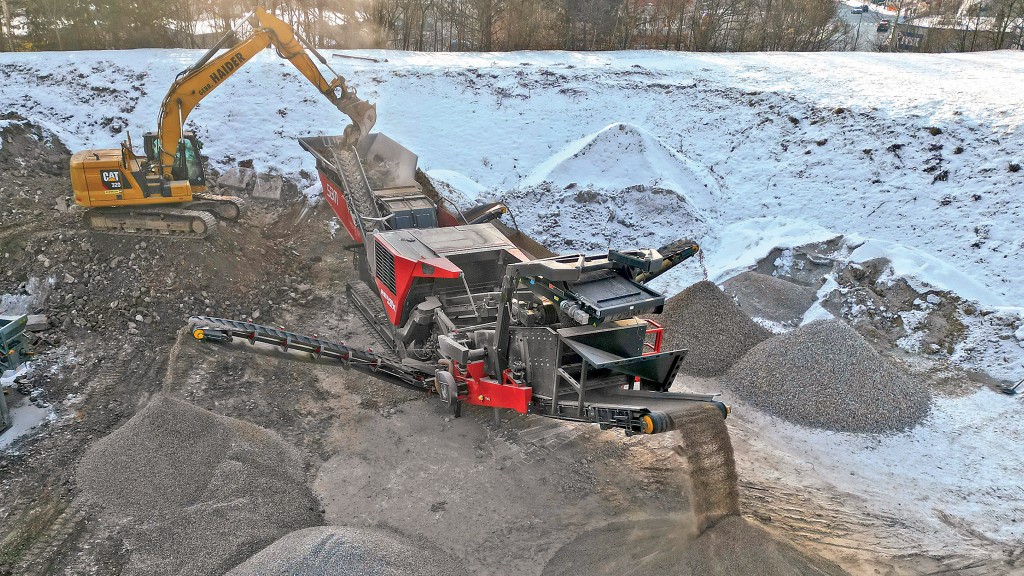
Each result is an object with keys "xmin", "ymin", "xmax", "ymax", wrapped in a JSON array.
[
  {"xmin": 541, "ymin": 515, "xmax": 845, "ymax": 576},
  {"xmin": 726, "ymin": 319, "xmax": 931, "ymax": 433},
  {"xmin": 661, "ymin": 280, "xmax": 772, "ymax": 376},
  {"xmin": 77, "ymin": 395, "xmax": 321, "ymax": 576},
  {"xmin": 228, "ymin": 526, "xmax": 469, "ymax": 576}
]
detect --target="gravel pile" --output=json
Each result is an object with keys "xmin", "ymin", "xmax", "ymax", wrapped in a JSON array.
[
  {"xmin": 78, "ymin": 396, "xmax": 321, "ymax": 576},
  {"xmin": 660, "ymin": 281, "xmax": 772, "ymax": 376},
  {"xmin": 726, "ymin": 319, "xmax": 931, "ymax": 433},
  {"xmin": 228, "ymin": 526, "xmax": 468, "ymax": 575},
  {"xmin": 542, "ymin": 515, "xmax": 844, "ymax": 576},
  {"xmin": 721, "ymin": 271, "xmax": 819, "ymax": 325}
]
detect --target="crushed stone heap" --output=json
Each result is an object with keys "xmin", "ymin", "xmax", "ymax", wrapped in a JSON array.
[
  {"xmin": 726, "ymin": 319, "xmax": 931, "ymax": 433},
  {"xmin": 78, "ymin": 395, "xmax": 321, "ymax": 576},
  {"xmin": 721, "ymin": 271, "xmax": 819, "ymax": 325},
  {"xmin": 660, "ymin": 280, "xmax": 772, "ymax": 376},
  {"xmin": 228, "ymin": 526, "xmax": 469, "ymax": 576}
]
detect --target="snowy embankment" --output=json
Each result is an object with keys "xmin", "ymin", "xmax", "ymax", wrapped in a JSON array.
[{"xmin": 1, "ymin": 48, "xmax": 1022, "ymax": 380}]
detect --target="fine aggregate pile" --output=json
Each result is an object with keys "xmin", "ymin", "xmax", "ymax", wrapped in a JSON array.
[
  {"xmin": 660, "ymin": 280, "xmax": 772, "ymax": 376},
  {"xmin": 541, "ymin": 515, "xmax": 845, "ymax": 576},
  {"xmin": 78, "ymin": 395, "xmax": 321, "ymax": 576},
  {"xmin": 726, "ymin": 319, "xmax": 931, "ymax": 433},
  {"xmin": 228, "ymin": 526, "xmax": 469, "ymax": 576},
  {"xmin": 721, "ymin": 271, "xmax": 819, "ymax": 325}
]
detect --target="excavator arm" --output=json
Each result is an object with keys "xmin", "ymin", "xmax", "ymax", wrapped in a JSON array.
[{"xmin": 152, "ymin": 7, "xmax": 376, "ymax": 176}]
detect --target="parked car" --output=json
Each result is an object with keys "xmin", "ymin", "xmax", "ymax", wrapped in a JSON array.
[{"xmin": 852, "ymin": 6, "xmax": 865, "ymax": 13}]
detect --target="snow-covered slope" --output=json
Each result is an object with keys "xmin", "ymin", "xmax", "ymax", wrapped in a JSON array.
[
  {"xmin": 1, "ymin": 49, "xmax": 1021, "ymax": 308},
  {"xmin": 2, "ymin": 49, "xmax": 1020, "ymax": 306}
]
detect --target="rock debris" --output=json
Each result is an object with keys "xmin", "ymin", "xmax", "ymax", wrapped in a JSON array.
[{"xmin": 78, "ymin": 396, "xmax": 321, "ymax": 575}]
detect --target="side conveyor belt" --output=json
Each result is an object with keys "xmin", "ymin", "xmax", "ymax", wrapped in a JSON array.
[{"xmin": 188, "ymin": 315, "xmax": 431, "ymax": 389}]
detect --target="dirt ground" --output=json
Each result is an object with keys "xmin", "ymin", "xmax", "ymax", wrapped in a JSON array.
[{"xmin": 0, "ymin": 121, "xmax": 1012, "ymax": 575}]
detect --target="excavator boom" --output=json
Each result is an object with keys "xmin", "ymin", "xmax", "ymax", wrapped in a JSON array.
[{"xmin": 153, "ymin": 8, "xmax": 376, "ymax": 176}]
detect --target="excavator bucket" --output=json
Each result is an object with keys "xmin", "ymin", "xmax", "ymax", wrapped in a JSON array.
[{"xmin": 337, "ymin": 96, "xmax": 377, "ymax": 143}]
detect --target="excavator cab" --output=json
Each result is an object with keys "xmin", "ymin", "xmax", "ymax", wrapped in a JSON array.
[
  {"xmin": 172, "ymin": 135, "xmax": 206, "ymax": 188},
  {"xmin": 141, "ymin": 132, "xmax": 206, "ymax": 188}
]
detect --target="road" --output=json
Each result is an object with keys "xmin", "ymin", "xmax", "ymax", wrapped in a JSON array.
[{"xmin": 837, "ymin": 0, "xmax": 896, "ymax": 50}]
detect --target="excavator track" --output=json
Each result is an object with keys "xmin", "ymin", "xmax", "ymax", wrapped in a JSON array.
[
  {"xmin": 86, "ymin": 207, "xmax": 218, "ymax": 239},
  {"xmin": 188, "ymin": 193, "xmax": 247, "ymax": 221}
]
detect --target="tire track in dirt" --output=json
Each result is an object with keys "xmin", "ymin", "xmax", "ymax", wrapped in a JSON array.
[
  {"xmin": 739, "ymin": 477, "xmax": 1013, "ymax": 575},
  {"xmin": 481, "ymin": 412, "xmax": 590, "ymax": 469},
  {"xmin": 13, "ymin": 504, "xmax": 85, "ymax": 576}
]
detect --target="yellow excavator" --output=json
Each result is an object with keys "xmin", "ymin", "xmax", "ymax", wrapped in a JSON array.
[{"xmin": 69, "ymin": 7, "xmax": 376, "ymax": 238}]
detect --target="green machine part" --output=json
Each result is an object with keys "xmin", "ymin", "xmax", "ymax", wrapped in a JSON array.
[
  {"xmin": 0, "ymin": 314, "xmax": 31, "ymax": 432},
  {"xmin": 0, "ymin": 315, "xmax": 30, "ymax": 372}
]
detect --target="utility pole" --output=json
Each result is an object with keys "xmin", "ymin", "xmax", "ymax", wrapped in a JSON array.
[{"xmin": 854, "ymin": 8, "xmax": 865, "ymax": 50}]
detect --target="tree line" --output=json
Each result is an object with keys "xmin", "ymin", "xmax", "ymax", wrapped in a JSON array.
[{"xmin": 0, "ymin": 0, "xmax": 1019, "ymax": 53}]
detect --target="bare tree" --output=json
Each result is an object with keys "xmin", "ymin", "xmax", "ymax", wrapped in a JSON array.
[
  {"xmin": 0, "ymin": 0, "xmax": 13, "ymax": 51},
  {"xmin": 991, "ymin": 0, "xmax": 1024, "ymax": 48}
]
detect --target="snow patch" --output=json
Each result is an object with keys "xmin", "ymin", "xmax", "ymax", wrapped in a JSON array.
[
  {"xmin": 801, "ymin": 273, "xmax": 839, "ymax": 325},
  {"xmin": 751, "ymin": 386, "xmax": 1024, "ymax": 550},
  {"xmin": 751, "ymin": 317, "xmax": 792, "ymax": 334},
  {"xmin": 951, "ymin": 309, "xmax": 1024, "ymax": 382},
  {"xmin": 426, "ymin": 169, "xmax": 488, "ymax": 202},
  {"xmin": 0, "ymin": 362, "xmax": 31, "ymax": 388},
  {"xmin": 849, "ymin": 237, "xmax": 1009, "ymax": 308},
  {"xmin": 302, "ymin": 181, "xmax": 323, "ymax": 204},
  {"xmin": 896, "ymin": 309, "xmax": 931, "ymax": 353},
  {"xmin": 520, "ymin": 122, "xmax": 718, "ymax": 212}
]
